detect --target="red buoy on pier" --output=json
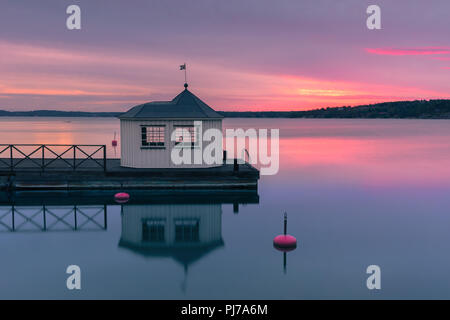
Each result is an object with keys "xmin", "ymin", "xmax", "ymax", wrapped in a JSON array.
[
  {"xmin": 114, "ymin": 192, "xmax": 130, "ymax": 203},
  {"xmin": 273, "ymin": 212, "xmax": 297, "ymax": 251}
]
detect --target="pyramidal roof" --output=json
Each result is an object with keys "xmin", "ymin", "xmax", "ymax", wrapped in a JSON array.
[{"xmin": 119, "ymin": 85, "xmax": 223, "ymax": 120}]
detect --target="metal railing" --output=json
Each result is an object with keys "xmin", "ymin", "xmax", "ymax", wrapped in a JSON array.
[{"xmin": 0, "ymin": 144, "xmax": 106, "ymax": 172}]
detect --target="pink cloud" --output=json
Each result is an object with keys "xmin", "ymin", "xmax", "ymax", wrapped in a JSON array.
[{"xmin": 366, "ymin": 47, "xmax": 450, "ymax": 56}]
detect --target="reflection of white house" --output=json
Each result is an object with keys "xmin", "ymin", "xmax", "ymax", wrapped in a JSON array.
[
  {"xmin": 119, "ymin": 204, "xmax": 224, "ymax": 270},
  {"xmin": 119, "ymin": 84, "xmax": 223, "ymax": 168}
]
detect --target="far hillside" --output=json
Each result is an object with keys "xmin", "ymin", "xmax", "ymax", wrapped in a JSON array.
[{"xmin": 220, "ymin": 100, "xmax": 450, "ymax": 119}]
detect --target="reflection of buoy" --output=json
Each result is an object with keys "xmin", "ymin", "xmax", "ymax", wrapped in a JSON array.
[
  {"xmin": 114, "ymin": 192, "xmax": 130, "ymax": 203},
  {"xmin": 273, "ymin": 212, "xmax": 297, "ymax": 250},
  {"xmin": 112, "ymin": 132, "xmax": 118, "ymax": 147}
]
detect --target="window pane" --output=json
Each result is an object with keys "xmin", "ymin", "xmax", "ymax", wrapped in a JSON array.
[
  {"xmin": 174, "ymin": 126, "xmax": 196, "ymax": 145},
  {"xmin": 142, "ymin": 126, "xmax": 165, "ymax": 147}
]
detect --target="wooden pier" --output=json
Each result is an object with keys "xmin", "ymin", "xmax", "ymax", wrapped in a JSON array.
[{"xmin": 0, "ymin": 144, "xmax": 259, "ymax": 191}]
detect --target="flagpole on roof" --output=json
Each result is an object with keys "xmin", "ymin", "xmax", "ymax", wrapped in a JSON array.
[{"xmin": 180, "ymin": 63, "xmax": 187, "ymax": 88}]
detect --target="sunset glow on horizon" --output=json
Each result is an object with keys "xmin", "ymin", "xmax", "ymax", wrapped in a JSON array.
[{"xmin": 0, "ymin": 0, "xmax": 449, "ymax": 112}]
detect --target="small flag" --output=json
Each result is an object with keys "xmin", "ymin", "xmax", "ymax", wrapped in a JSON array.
[{"xmin": 180, "ymin": 64, "xmax": 186, "ymax": 70}]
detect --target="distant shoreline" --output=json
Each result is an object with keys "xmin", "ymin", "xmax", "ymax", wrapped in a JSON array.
[{"xmin": 1, "ymin": 99, "xmax": 450, "ymax": 119}]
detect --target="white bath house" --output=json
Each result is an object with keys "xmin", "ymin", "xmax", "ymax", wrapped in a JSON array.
[{"xmin": 119, "ymin": 84, "xmax": 224, "ymax": 169}]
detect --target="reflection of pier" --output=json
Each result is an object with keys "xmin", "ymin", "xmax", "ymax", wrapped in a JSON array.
[
  {"xmin": 0, "ymin": 205, "xmax": 107, "ymax": 233},
  {"xmin": 116, "ymin": 190, "xmax": 259, "ymax": 292},
  {"xmin": 0, "ymin": 190, "xmax": 258, "ymax": 207},
  {"xmin": 0, "ymin": 189, "xmax": 259, "ymax": 290}
]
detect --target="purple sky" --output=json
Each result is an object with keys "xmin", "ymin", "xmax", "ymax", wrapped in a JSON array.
[{"xmin": 0, "ymin": 0, "xmax": 449, "ymax": 111}]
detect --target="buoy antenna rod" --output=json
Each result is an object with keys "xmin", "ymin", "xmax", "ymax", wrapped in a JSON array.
[{"xmin": 284, "ymin": 212, "xmax": 287, "ymax": 235}]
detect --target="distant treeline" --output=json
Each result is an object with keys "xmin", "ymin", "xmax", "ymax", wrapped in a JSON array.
[
  {"xmin": 1, "ymin": 99, "xmax": 450, "ymax": 119},
  {"xmin": 220, "ymin": 100, "xmax": 450, "ymax": 119},
  {"xmin": 0, "ymin": 110, "xmax": 121, "ymax": 117}
]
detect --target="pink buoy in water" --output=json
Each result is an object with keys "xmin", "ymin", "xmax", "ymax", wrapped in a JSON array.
[
  {"xmin": 273, "ymin": 235, "xmax": 297, "ymax": 251},
  {"xmin": 274, "ymin": 212, "xmax": 297, "ymax": 274},
  {"xmin": 114, "ymin": 192, "xmax": 130, "ymax": 203},
  {"xmin": 273, "ymin": 212, "xmax": 297, "ymax": 251}
]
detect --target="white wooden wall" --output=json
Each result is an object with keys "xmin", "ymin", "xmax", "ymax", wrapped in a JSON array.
[{"xmin": 120, "ymin": 119, "xmax": 222, "ymax": 168}]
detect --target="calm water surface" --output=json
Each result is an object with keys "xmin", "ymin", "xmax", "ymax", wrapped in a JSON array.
[{"xmin": 1, "ymin": 117, "xmax": 450, "ymax": 299}]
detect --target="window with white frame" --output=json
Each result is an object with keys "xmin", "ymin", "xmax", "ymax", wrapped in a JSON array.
[
  {"xmin": 174, "ymin": 125, "xmax": 197, "ymax": 147},
  {"xmin": 141, "ymin": 126, "xmax": 165, "ymax": 147}
]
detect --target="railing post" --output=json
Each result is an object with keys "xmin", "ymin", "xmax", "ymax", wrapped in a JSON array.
[
  {"xmin": 103, "ymin": 145, "xmax": 107, "ymax": 172},
  {"xmin": 73, "ymin": 145, "xmax": 76, "ymax": 170},
  {"xmin": 9, "ymin": 145, "xmax": 13, "ymax": 171},
  {"xmin": 41, "ymin": 145, "xmax": 45, "ymax": 171}
]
